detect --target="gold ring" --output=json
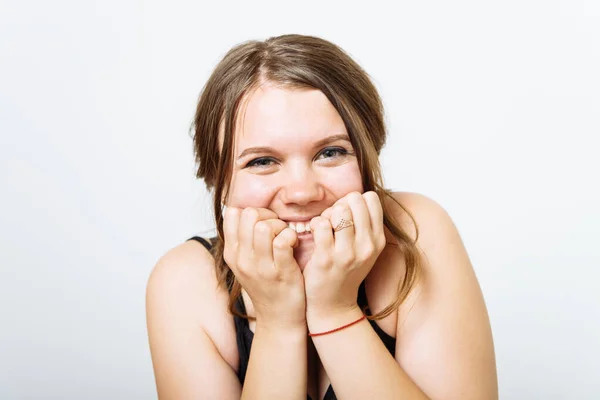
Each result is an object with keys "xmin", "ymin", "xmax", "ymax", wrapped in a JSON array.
[{"xmin": 333, "ymin": 218, "xmax": 354, "ymax": 232}]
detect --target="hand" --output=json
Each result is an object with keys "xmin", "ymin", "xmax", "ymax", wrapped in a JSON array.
[
  {"xmin": 302, "ymin": 191, "xmax": 387, "ymax": 324},
  {"xmin": 223, "ymin": 207, "xmax": 307, "ymax": 331}
]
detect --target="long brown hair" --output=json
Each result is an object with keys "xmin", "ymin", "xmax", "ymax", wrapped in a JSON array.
[{"xmin": 192, "ymin": 34, "xmax": 423, "ymax": 320}]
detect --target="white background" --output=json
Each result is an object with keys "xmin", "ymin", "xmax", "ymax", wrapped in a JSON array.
[{"xmin": 1, "ymin": 0, "xmax": 599, "ymax": 399}]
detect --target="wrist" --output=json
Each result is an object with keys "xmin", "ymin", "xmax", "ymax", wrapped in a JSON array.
[
  {"xmin": 255, "ymin": 317, "xmax": 307, "ymax": 337},
  {"xmin": 306, "ymin": 303, "xmax": 363, "ymax": 334}
]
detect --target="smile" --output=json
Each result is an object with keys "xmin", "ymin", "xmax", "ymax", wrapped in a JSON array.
[{"xmin": 286, "ymin": 221, "xmax": 312, "ymax": 234}]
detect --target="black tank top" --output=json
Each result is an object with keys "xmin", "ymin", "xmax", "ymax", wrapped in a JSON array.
[{"xmin": 188, "ymin": 236, "xmax": 396, "ymax": 400}]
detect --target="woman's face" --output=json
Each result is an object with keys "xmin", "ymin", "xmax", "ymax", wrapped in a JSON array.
[{"xmin": 226, "ymin": 82, "xmax": 364, "ymax": 269}]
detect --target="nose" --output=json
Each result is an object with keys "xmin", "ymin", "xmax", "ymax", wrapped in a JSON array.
[{"xmin": 280, "ymin": 165, "xmax": 325, "ymax": 206}]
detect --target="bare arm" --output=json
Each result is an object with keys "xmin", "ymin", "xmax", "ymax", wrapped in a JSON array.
[
  {"xmin": 224, "ymin": 207, "xmax": 310, "ymax": 399},
  {"xmin": 146, "ymin": 241, "xmax": 241, "ymax": 399},
  {"xmin": 309, "ymin": 306, "xmax": 428, "ymax": 399},
  {"xmin": 393, "ymin": 193, "xmax": 498, "ymax": 399},
  {"xmin": 241, "ymin": 324, "xmax": 307, "ymax": 400},
  {"xmin": 310, "ymin": 193, "xmax": 498, "ymax": 399},
  {"xmin": 146, "ymin": 239, "xmax": 308, "ymax": 399}
]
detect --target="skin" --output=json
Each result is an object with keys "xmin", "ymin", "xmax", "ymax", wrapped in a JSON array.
[
  {"xmin": 223, "ymin": 82, "xmax": 394, "ymax": 398},
  {"xmin": 226, "ymin": 81, "xmax": 364, "ymax": 270},
  {"xmin": 146, "ymin": 81, "xmax": 499, "ymax": 399}
]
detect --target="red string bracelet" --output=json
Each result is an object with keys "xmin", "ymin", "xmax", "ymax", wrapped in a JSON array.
[{"xmin": 308, "ymin": 314, "xmax": 366, "ymax": 337}]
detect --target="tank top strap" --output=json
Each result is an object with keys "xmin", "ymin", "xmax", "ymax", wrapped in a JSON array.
[
  {"xmin": 357, "ymin": 280, "xmax": 370, "ymax": 312},
  {"xmin": 357, "ymin": 279, "xmax": 396, "ymax": 354},
  {"xmin": 187, "ymin": 236, "xmax": 214, "ymax": 252}
]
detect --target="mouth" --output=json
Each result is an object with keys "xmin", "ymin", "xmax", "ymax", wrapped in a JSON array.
[
  {"xmin": 284, "ymin": 220, "xmax": 313, "ymax": 235},
  {"xmin": 282, "ymin": 218, "xmax": 312, "ymax": 237}
]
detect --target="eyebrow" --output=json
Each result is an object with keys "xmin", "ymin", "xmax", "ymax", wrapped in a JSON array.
[{"xmin": 236, "ymin": 134, "xmax": 351, "ymax": 160}]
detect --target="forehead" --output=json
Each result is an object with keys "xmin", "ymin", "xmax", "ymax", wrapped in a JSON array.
[{"xmin": 234, "ymin": 83, "xmax": 347, "ymax": 152}]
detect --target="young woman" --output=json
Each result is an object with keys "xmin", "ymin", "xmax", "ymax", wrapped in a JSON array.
[{"xmin": 146, "ymin": 34, "xmax": 498, "ymax": 400}]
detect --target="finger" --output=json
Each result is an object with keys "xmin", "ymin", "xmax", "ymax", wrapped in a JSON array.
[
  {"xmin": 254, "ymin": 207, "xmax": 280, "ymax": 221},
  {"xmin": 320, "ymin": 197, "xmax": 349, "ymax": 220},
  {"xmin": 345, "ymin": 191, "xmax": 371, "ymax": 243},
  {"xmin": 272, "ymin": 227, "xmax": 299, "ymax": 271},
  {"xmin": 223, "ymin": 207, "xmax": 241, "ymax": 266},
  {"xmin": 237, "ymin": 208, "xmax": 256, "ymax": 270},
  {"xmin": 238, "ymin": 208, "xmax": 280, "ymax": 262},
  {"xmin": 331, "ymin": 204, "xmax": 355, "ymax": 251},
  {"xmin": 320, "ymin": 206, "xmax": 333, "ymax": 221},
  {"xmin": 310, "ymin": 216, "xmax": 334, "ymax": 260},
  {"xmin": 363, "ymin": 191, "xmax": 385, "ymax": 240},
  {"xmin": 254, "ymin": 218, "xmax": 289, "ymax": 264}
]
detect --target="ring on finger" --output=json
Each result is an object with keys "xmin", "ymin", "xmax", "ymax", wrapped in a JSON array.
[{"xmin": 333, "ymin": 218, "xmax": 354, "ymax": 232}]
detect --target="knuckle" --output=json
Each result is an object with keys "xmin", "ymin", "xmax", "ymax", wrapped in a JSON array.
[
  {"xmin": 314, "ymin": 217, "xmax": 331, "ymax": 230},
  {"xmin": 273, "ymin": 231, "xmax": 290, "ymax": 250},
  {"xmin": 362, "ymin": 192, "xmax": 378, "ymax": 208},
  {"xmin": 275, "ymin": 220, "xmax": 289, "ymax": 232},
  {"xmin": 363, "ymin": 190, "xmax": 378, "ymax": 200},
  {"xmin": 347, "ymin": 191, "xmax": 363, "ymax": 203},
  {"xmin": 254, "ymin": 221, "xmax": 271, "ymax": 235},
  {"xmin": 272, "ymin": 236, "xmax": 289, "ymax": 251},
  {"xmin": 224, "ymin": 206, "xmax": 239, "ymax": 220},
  {"xmin": 311, "ymin": 216, "xmax": 324, "ymax": 224},
  {"xmin": 377, "ymin": 237, "xmax": 387, "ymax": 252},
  {"xmin": 359, "ymin": 244, "xmax": 375, "ymax": 262},
  {"xmin": 339, "ymin": 252, "xmax": 355, "ymax": 266},
  {"xmin": 333, "ymin": 204, "xmax": 347, "ymax": 215},
  {"xmin": 223, "ymin": 244, "xmax": 236, "ymax": 264},
  {"xmin": 241, "ymin": 207, "xmax": 258, "ymax": 220}
]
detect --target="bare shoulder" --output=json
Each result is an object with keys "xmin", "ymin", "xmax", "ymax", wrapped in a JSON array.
[
  {"xmin": 384, "ymin": 191, "xmax": 499, "ymax": 399},
  {"xmin": 370, "ymin": 190, "xmax": 447, "ymax": 297},
  {"xmin": 147, "ymin": 239, "xmax": 229, "ymax": 335},
  {"xmin": 383, "ymin": 190, "xmax": 483, "ymax": 309},
  {"xmin": 148, "ymin": 239, "xmax": 218, "ymax": 294},
  {"xmin": 385, "ymin": 190, "xmax": 482, "ymax": 283},
  {"xmin": 147, "ymin": 239, "xmax": 223, "ymax": 302},
  {"xmin": 365, "ymin": 191, "xmax": 444, "ymax": 330},
  {"xmin": 145, "ymin": 239, "xmax": 240, "ymax": 399},
  {"xmin": 383, "ymin": 191, "xmax": 449, "ymax": 243}
]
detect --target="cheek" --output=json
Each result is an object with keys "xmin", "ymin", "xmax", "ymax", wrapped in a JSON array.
[
  {"xmin": 228, "ymin": 175, "xmax": 276, "ymax": 208},
  {"xmin": 325, "ymin": 162, "xmax": 364, "ymax": 195}
]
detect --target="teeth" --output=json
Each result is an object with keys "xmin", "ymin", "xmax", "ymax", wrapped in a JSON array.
[{"xmin": 288, "ymin": 222, "xmax": 311, "ymax": 233}]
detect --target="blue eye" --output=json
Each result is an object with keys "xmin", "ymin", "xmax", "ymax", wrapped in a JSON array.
[
  {"xmin": 245, "ymin": 157, "xmax": 275, "ymax": 168},
  {"xmin": 244, "ymin": 147, "xmax": 351, "ymax": 169},
  {"xmin": 318, "ymin": 147, "xmax": 348, "ymax": 159}
]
